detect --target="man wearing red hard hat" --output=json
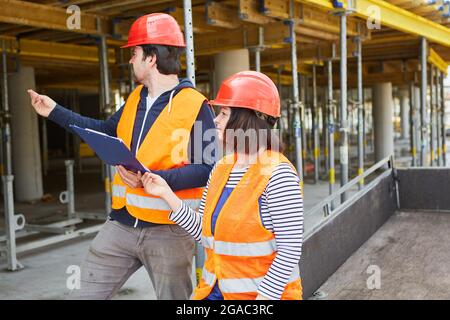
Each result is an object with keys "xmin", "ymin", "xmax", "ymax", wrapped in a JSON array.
[{"xmin": 28, "ymin": 13, "xmax": 216, "ymax": 300}]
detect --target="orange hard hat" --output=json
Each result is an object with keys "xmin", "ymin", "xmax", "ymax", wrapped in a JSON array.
[
  {"xmin": 121, "ymin": 13, "xmax": 185, "ymax": 48},
  {"xmin": 210, "ymin": 71, "xmax": 280, "ymax": 118}
]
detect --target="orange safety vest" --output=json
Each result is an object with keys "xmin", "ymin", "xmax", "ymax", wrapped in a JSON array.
[
  {"xmin": 111, "ymin": 85, "xmax": 206, "ymax": 224},
  {"xmin": 192, "ymin": 150, "xmax": 303, "ymax": 300}
]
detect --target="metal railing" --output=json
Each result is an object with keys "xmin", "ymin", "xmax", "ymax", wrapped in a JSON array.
[
  {"xmin": 304, "ymin": 155, "xmax": 398, "ymax": 238},
  {"xmin": 0, "ymin": 159, "xmax": 107, "ymax": 270}
]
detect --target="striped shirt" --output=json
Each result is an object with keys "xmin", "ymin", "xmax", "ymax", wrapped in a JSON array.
[{"xmin": 170, "ymin": 162, "xmax": 304, "ymax": 300}]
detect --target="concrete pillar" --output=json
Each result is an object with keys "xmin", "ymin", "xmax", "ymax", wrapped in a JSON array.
[
  {"xmin": 8, "ymin": 66, "xmax": 43, "ymax": 201},
  {"xmin": 214, "ymin": 49, "xmax": 250, "ymax": 95},
  {"xmin": 399, "ymin": 88, "xmax": 410, "ymax": 139},
  {"xmin": 372, "ymin": 82, "xmax": 394, "ymax": 162}
]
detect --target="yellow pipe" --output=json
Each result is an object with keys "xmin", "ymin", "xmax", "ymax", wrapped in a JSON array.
[
  {"xmin": 428, "ymin": 48, "xmax": 449, "ymax": 75},
  {"xmin": 358, "ymin": 168, "xmax": 364, "ymax": 185},
  {"xmin": 329, "ymin": 168, "xmax": 335, "ymax": 184}
]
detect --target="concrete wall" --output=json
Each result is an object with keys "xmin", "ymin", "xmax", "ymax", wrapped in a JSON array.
[
  {"xmin": 299, "ymin": 172, "xmax": 397, "ymax": 298},
  {"xmin": 213, "ymin": 49, "xmax": 249, "ymax": 96},
  {"xmin": 398, "ymin": 168, "xmax": 450, "ymax": 211}
]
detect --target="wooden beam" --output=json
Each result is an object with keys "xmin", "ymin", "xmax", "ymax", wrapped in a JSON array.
[
  {"xmin": 261, "ymin": 41, "xmax": 356, "ymax": 66},
  {"xmin": 239, "ymin": 0, "xmax": 365, "ymax": 36},
  {"xmin": 206, "ymin": 1, "xmax": 242, "ymax": 29},
  {"xmin": 0, "ymin": 36, "xmax": 116, "ymax": 64},
  {"xmin": 239, "ymin": 0, "xmax": 273, "ymax": 24},
  {"xmin": 0, "ymin": 0, "xmax": 110, "ymax": 35},
  {"xmin": 296, "ymin": 25, "xmax": 339, "ymax": 41},
  {"xmin": 169, "ymin": 7, "xmax": 217, "ymax": 33},
  {"xmin": 194, "ymin": 21, "xmax": 290, "ymax": 56},
  {"xmin": 265, "ymin": 72, "xmax": 294, "ymax": 85},
  {"xmin": 82, "ymin": 0, "xmax": 151, "ymax": 13}
]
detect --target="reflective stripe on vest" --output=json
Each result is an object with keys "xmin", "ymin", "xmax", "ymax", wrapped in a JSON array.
[
  {"xmin": 202, "ymin": 236, "xmax": 214, "ymax": 249},
  {"xmin": 218, "ymin": 265, "xmax": 300, "ymax": 294},
  {"xmin": 112, "ymin": 185, "xmax": 126, "ymax": 198},
  {"xmin": 126, "ymin": 193, "xmax": 201, "ymax": 211},
  {"xmin": 201, "ymin": 236, "xmax": 277, "ymax": 256},
  {"xmin": 201, "ymin": 268, "xmax": 217, "ymax": 287}
]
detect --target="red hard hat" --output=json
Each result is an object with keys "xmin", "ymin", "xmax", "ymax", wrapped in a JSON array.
[
  {"xmin": 121, "ymin": 13, "xmax": 185, "ymax": 48},
  {"xmin": 210, "ymin": 71, "xmax": 280, "ymax": 118}
]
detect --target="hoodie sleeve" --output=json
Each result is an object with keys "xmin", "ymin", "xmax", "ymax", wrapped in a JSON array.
[
  {"xmin": 48, "ymin": 104, "xmax": 123, "ymax": 137},
  {"xmin": 152, "ymin": 101, "xmax": 217, "ymax": 191}
]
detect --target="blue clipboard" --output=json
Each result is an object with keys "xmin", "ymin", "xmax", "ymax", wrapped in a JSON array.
[{"xmin": 70, "ymin": 124, "xmax": 149, "ymax": 173}]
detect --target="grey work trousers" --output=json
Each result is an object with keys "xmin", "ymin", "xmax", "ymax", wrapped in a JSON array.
[{"xmin": 69, "ymin": 219, "xmax": 195, "ymax": 300}]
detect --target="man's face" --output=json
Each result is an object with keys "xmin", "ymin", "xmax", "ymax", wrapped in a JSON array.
[{"xmin": 129, "ymin": 46, "xmax": 154, "ymax": 82}]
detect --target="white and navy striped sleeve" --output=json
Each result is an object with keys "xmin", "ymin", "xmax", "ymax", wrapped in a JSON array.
[
  {"xmin": 256, "ymin": 163, "xmax": 304, "ymax": 300},
  {"xmin": 169, "ymin": 164, "xmax": 216, "ymax": 242}
]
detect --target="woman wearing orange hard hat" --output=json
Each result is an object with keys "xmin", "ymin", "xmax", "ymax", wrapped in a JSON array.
[{"xmin": 141, "ymin": 71, "xmax": 304, "ymax": 300}]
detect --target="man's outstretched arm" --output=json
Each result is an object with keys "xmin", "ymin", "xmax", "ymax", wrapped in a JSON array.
[{"xmin": 28, "ymin": 89, "xmax": 122, "ymax": 136}]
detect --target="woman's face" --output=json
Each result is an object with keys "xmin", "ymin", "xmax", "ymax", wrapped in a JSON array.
[{"xmin": 214, "ymin": 106, "xmax": 231, "ymax": 142}]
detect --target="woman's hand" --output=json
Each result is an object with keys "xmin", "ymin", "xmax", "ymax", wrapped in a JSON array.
[
  {"xmin": 255, "ymin": 294, "xmax": 270, "ymax": 300},
  {"xmin": 141, "ymin": 172, "xmax": 171, "ymax": 197},
  {"xmin": 141, "ymin": 172, "xmax": 182, "ymax": 212}
]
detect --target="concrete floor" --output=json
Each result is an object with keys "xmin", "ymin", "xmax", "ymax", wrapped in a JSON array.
[
  {"xmin": 0, "ymin": 236, "xmax": 156, "ymax": 300},
  {"xmin": 315, "ymin": 210, "xmax": 450, "ymax": 300}
]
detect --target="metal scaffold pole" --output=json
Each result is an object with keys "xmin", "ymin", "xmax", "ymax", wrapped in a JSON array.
[
  {"xmin": 440, "ymin": 71, "xmax": 446, "ymax": 166},
  {"xmin": 324, "ymin": 88, "xmax": 329, "ymax": 175},
  {"xmin": 338, "ymin": 11, "xmax": 349, "ymax": 202},
  {"xmin": 41, "ymin": 117, "xmax": 48, "ymax": 175},
  {"xmin": 98, "ymin": 30, "xmax": 114, "ymax": 216},
  {"xmin": 430, "ymin": 65, "xmax": 435, "ymax": 166},
  {"xmin": 289, "ymin": 0, "xmax": 304, "ymax": 191},
  {"xmin": 302, "ymin": 75, "xmax": 308, "ymax": 177},
  {"xmin": 312, "ymin": 64, "xmax": 319, "ymax": 183},
  {"xmin": 409, "ymin": 81, "xmax": 417, "ymax": 166},
  {"xmin": 129, "ymin": 64, "xmax": 136, "ymax": 91},
  {"xmin": 420, "ymin": 37, "xmax": 428, "ymax": 167},
  {"xmin": 1, "ymin": 42, "xmax": 12, "ymax": 177},
  {"xmin": 255, "ymin": 27, "xmax": 264, "ymax": 72},
  {"xmin": 277, "ymin": 66, "xmax": 284, "ymax": 137},
  {"xmin": 1, "ymin": 40, "xmax": 23, "ymax": 271},
  {"xmin": 184, "ymin": 0, "xmax": 196, "ymax": 87},
  {"xmin": 326, "ymin": 59, "xmax": 335, "ymax": 208},
  {"xmin": 183, "ymin": 0, "xmax": 204, "ymax": 287},
  {"xmin": 436, "ymin": 67, "xmax": 442, "ymax": 166},
  {"xmin": 355, "ymin": 34, "xmax": 364, "ymax": 190}
]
